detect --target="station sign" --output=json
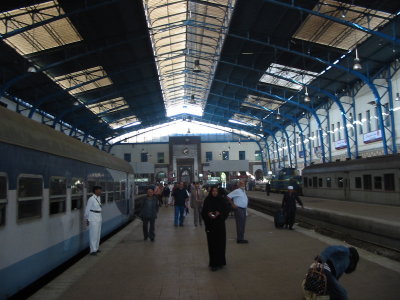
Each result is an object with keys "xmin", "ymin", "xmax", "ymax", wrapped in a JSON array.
[
  {"xmin": 363, "ymin": 129, "xmax": 382, "ymax": 144},
  {"xmin": 335, "ymin": 139, "xmax": 347, "ymax": 150}
]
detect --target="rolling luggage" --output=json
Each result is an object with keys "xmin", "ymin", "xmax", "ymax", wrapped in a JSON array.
[{"xmin": 274, "ymin": 210, "xmax": 286, "ymax": 228}]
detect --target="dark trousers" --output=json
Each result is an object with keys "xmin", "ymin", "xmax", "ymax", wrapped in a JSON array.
[
  {"xmin": 234, "ymin": 207, "xmax": 246, "ymax": 240},
  {"xmin": 206, "ymin": 223, "xmax": 227, "ymax": 268},
  {"xmin": 174, "ymin": 205, "xmax": 185, "ymax": 226},
  {"xmin": 284, "ymin": 208, "xmax": 296, "ymax": 228},
  {"xmin": 142, "ymin": 217, "xmax": 155, "ymax": 240}
]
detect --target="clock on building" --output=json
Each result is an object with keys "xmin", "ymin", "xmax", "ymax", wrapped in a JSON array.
[{"xmin": 183, "ymin": 147, "xmax": 189, "ymax": 155}]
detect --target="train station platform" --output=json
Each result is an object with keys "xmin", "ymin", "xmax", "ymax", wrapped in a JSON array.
[
  {"xmin": 29, "ymin": 205, "xmax": 400, "ymax": 300},
  {"xmin": 247, "ymin": 191, "xmax": 400, "ymax": 252}
]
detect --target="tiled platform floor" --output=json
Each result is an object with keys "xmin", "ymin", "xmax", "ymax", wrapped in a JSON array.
[{"xmin": 30, "ymin": 206, "xmax": 400, "ymax": 300}]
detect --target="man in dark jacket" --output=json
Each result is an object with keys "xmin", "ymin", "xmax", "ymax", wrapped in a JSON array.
[
  {"xmin": 281, "ymin": 185, "xmax": 303, "ymax": 229},
  {"xmin": 140, "ymin": 188, "xmax": 159, "ymax": 241},
  {"xmin": 172, "ymin": 182, "xmax": 189, "ymax": 226}
]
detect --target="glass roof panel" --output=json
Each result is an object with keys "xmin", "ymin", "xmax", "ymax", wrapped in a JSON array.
[
  {"xmin": 144, "ymin": 0, "xmax": 237, "ymax": 117},
  {"xmin": 231, "ymin": 114, "xmax": 260, "ymax": 127},
  {"xmin": 86, "ymin": 97, "xmax": 128, "ymax": 115},
  {"xmin": 108, "ymin": 116, "xmax": 140, "ymax": 129},
  {"xmin": 242, "ymin": 94, "xmax": 283, "ymax": 111},
  {"xmin": 53, "ymin": 66, "xmax": 113, "ymax": 95},
  {"xmin": 260, "ymin": 63, "xmax": 319, "ymax": 91},
  {"xmin": 0, "ymin": 0, "xmax": 82, "ymax": 55},
  {"xmin": 293, "ymin": 0, "xmax": 394, "ymax": 50}
]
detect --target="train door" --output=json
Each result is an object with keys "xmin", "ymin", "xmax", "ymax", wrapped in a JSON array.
[{"xmin": 343, "ymin": 172, "xmax": 350, "ymax": 201}]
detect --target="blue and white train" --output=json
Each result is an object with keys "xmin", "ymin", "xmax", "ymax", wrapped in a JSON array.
[{"xmin": 0, "ymin": 107, "xmax": 134, "ymax": 299}]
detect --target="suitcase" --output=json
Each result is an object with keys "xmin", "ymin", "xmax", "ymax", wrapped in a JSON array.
[{"xmin": 274, "ymin": 210, "xmax": 286, "ymax": 228}]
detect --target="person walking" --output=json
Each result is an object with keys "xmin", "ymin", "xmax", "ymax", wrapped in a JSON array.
[
  {"xmin": 227, "ymin": 181, "xmax": 249, "ymax": 244},
  {"xmin": 85, "ymin": 186, "xmax": 103, "ymax": 255},
  {"xmin": 303, "ymin": 245, "xmax": 359, "ymax": 300},
  {"xmin": 172, "ymin": 182, "xmax": 189, "ymax": 226},
  {"xmin": 191, "ymin": 182, "xmax": 204, "ymax": 226},
  {"xmin": 140, "ymin": 188, "xmax": 159, "ymax": 241},
  {"xmin": 281, "ymin": 185, "xmax": 304, "ymax": 230},
  {"xmin": 265, "ymin": 181, "xmax": 271, "ymax": 196},
  {"xmin": 201, "ymin": 186, "xmax": 229, "ymax": 271},
  {"xmin": 162, "ymin": 183, "xmax": 170, "ymax": 207}
]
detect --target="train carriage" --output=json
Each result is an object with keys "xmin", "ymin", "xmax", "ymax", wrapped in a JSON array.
[
  {"xmin": 302, "ymin": 155, "xmax": 400, "ymax": 206},
  {"xmin": 0, "ymin": 107, "xmax": 134, "ymax": 299}
]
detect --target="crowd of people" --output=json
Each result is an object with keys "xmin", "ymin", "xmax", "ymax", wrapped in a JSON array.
[{"xmin": 86, "ymin": 182, "xmax": 359, "ymax": 299}]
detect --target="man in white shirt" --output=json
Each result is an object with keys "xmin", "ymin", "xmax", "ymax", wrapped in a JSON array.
[
  {"xmin": 227, "ymin": 181, "xmax": 249, "ymax": 244},
  {"xmin": 85, "ymin": 186, "xmax": 103, "ymax": 255}
]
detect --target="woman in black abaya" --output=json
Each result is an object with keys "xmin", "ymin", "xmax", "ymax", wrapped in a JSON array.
[{"xmin": 201, "ymin": 186, "xmax": 229, "ymax": 271}]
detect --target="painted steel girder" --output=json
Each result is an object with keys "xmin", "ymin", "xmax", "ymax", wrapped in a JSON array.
[
  {"xmin": 261, "ymin": 0, "xmax": 400, "ymax": 45},
  {"xmin": 228, "ymin": 32, "xmax": 389, "ymax": 156},
  {"xmin": 213, "ymin": 77, "xmax": 327, "ymax": 162}
]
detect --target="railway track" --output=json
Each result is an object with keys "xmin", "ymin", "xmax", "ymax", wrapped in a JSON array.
[{"xmin": 249, "ymin": 197, "xmax": 400, "ymax": 262}]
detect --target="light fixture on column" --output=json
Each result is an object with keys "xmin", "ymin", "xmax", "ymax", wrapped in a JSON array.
[
  {"xmin": 276, "ymin": 107, "xmax": 281, "ymax": 120},
  {"xmin": 238, "ymin": 138, "xmax": 241, "ymax": 145},
  {"xmin": 304, "ymin": 86, "xmax": 311, "ymax": 102},
  {"xmin": 395, "ymin": 92, "xmax": 400, "ymax": 101},
  {"xmin": 187, "ymin": 128, "xmax": 191, "ymax": 134},
  {"xmin": 193, "ymin": 59, "xmax": 202, "ymax": 73},
  {"xmin": 190, "ymin": 94, "xmax": 195, "ymax": 104},
  {"xmin": 353, "ymin": 48, "xmax": 362, "ymax": 70}
]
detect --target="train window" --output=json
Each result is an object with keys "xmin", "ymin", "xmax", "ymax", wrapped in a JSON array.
[
  {"xmin": 384, "ymin": 174, "xmax": 395, "ymax": 191},
  {"xmin": 312, "ymin": 177, "xmax": 318, "ymax": 188},
  {"xmin": 114, "ymin": 182, "xmax": 121, "ymax": 201},
  {"xmin": 121, "ymin": 181, "xmax": 126, "ymax": 201},
  {"xmin": 355, "ymin": 177, "xmax": 362, "ymax": 189},
  {"xmin": 18, "ymin": 176, "xmax": 43, "ymax": 220},
  {"xmin": 374, "ymin": 176, "xmax": 382, "ymax": 190},
  {"xmin": 106, "ymin": 181, "xmax": 114, "ymax": 202},
  {"xmin": 87, "ymin": 180, "xmax": 96, "ymax": 199},
  {"xmin": 49, "ymin": 177, "xmax": 66, "ymax": 215},
  {"xmin": 337, "ymin": 177, "xmax": 344, "ymax": 188},
  {"xmin": 363, "ymin": 175, "xmax": 372, "ymax": 190},
  {"xmin": 0, "ymin": 175, "xmax": 7, "ymax": 226},
  {"xmin": 326, "ymin": 177, "xmax": 331, "ymax": 188},
  {"xmin": 100, "ymin": 181, "xmax": 107, "ymax": 204},
  {"xmin": 318, "ymin": 178, "xmax": 323, "ymax": 187},
  {"xmin": 303, "ymin": 177, "xmax": 308, "ymax": 188},
  {"xmin": 71, "ymin": 178, "xmax": 84, "ymax": 210}
]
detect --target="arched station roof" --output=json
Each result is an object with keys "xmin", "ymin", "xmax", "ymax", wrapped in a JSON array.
[{"xmin": 0, "ymin": 0, "xmax": 399, "ymax": 148}]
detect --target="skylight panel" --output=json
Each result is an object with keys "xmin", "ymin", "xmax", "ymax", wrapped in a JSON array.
[
  {"xmin": 86, "ymin": 97, "xmax": 128, "ymax": 115},
  {"xmin": 260, "ymin": 63, "xmax": 319, "ymax": 90},
  {"xmin": 0, "ymin": 0, "xmax": 83, "ymax": 55},
  {"xmin": 231, "ymin": 114, "xmax": 260, "ymax": 127},
  {"xmin": 242, "ymin": 94, "xmax": 282, "ymax": 111},
  {"xmin": 109, "ymin": 116, "xmax": 140, "ymax": 129},
  {"xmin": 144, "ymin": 0, "xmax": 237, "ymax": 117},
  {"xmin": 293, "ymin": 0, "xmax": 393, "ymax": 50},
  {"xmin": 53, "ymin": 66, "xmax": 113, "ymax": 95}
]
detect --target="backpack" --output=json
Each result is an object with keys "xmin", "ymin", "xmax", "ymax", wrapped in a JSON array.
[{"xmin": 303, "ymin": 261, "xmax": 328, "ymax": 296}]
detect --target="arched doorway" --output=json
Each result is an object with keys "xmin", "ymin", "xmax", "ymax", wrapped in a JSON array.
[
  {"xmin": 179, "ymin": 167, "xmax": 192, "ymax": 184},
  {"xmin": 255, "ymin": 169, "xmax": 263, "ymax": 180}
]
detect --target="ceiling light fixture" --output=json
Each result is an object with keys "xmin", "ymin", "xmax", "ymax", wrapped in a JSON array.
[
  {"xmin": 353, "ymin": 48, "xmax": 362, "ymax": 70},
  {"xmin": 395, "ymin": 92, "xmax": 400, "ymax": 101},
  {"xmin": 193, "ymin": 59, "xmax": 202, "ymax": 73},
  {"xmin": 304, "ymin": 86, "xmax": 311, "ymax": 102},
  {"xmin": 27, "ymin": 66, "xmax": 37, "ymax": 73},
  {"xmin": 276, "ymin": 108, "xmax": 281, "ymax": 120}
]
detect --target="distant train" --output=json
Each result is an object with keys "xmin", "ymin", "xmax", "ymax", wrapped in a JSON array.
[
  {"xmin": 0, "ymin": 107, "xmax": 134, "ymax": 299},
  {"xmin": 270, "ymin": 168, "xmax": 302, "ymax": 194},
  {"xmin": 302, "ymin": 155, "xmax": 400, "ymax": 206}
]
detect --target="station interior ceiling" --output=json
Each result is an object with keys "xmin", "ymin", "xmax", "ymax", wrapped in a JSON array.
[{"xmin": 0, "ymin": 0, "xmax": 399, "ymax": 145}]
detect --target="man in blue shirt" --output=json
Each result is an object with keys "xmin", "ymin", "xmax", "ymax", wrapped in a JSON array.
[
  {"xmin": 227, "ymin": 181, "xmax": 249, "ymax": 244},
  {"xmin": 172, "ymin": 182, "xmax": 189, "ymax": 226}
]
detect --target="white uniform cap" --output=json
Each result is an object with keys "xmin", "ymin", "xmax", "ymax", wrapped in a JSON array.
[{"xmin": 288, "ymin": 186, "xmax": 294, "ymax": 190}]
